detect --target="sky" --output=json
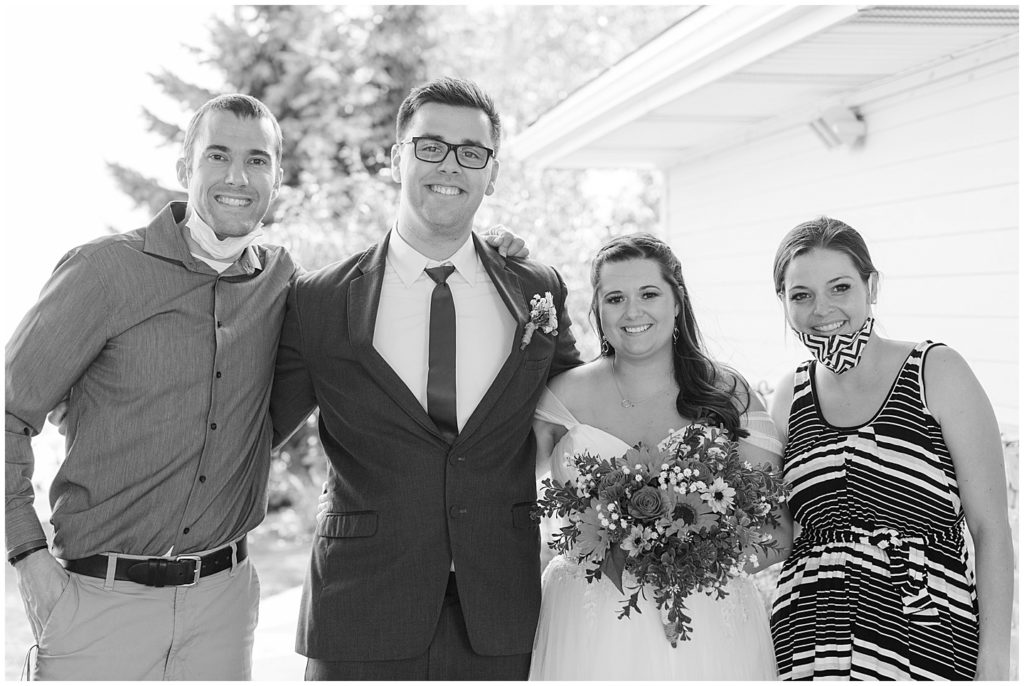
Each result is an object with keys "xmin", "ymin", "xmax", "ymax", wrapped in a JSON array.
[{"xmin": 2, "ymin": 4, "xmax": 227, "ymax": 341}]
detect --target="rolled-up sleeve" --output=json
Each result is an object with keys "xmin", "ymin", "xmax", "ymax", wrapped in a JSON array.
[{"xmin": 5, "ymin": 250, "xmax": 110, "ymax": 557}]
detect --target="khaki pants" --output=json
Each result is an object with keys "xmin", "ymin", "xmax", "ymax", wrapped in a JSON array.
[{"xmin": 31, "ymin": 556, "xmax": 259, "ymax": 680}]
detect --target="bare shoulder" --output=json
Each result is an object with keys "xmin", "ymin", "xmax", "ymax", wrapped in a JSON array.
[
  {"xmin": 772, "ymin": 368, "xmax": 797, "ymax": 394},
  {"xmin": 922, "ymin": 344, "xmax": 976, "ymax": 392},
  {"xmin": 548, "ymin": 359, "xmax": 607, "ymax": 414},
  {"xmin": 923, "ymin": 342, "xmax": 970, "ymax": 369},
  {"xmin": 920, "ymin": 343, "xmax": 994, "ymax": 421},
  {"xmin": 767, "ymin": 369, "xmax": 797, "ymax": 433}
]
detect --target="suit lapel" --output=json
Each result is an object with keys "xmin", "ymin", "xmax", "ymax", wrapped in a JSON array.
[
  {"xmin": 348, "ymin": 232, "xmax": 440, "ymax": 438},
  {"xmin": 474, "ymin": 234, "xmax": 530, "ymax": 328},
  {"xmin": 455, "ymin": 235, "xmax": 531, "ymax": 445}
]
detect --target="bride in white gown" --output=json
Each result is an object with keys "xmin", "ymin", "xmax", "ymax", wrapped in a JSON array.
[{"xmin": 530, "ymin": 234, "xmax": 789, "ymax": 681}]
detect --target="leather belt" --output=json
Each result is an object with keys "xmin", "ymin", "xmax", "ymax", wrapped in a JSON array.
[{"xmin": 64, "ymin": 538, "xmax": 247, "ymax": 587}]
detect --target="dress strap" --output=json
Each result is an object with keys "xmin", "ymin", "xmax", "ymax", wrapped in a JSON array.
[
  {"xmin": 534, "ymin": 387, "xmax": 581, "ymax": 430},
  {"xmin": 913, "ymin": 340, "xmax": 943, "ymax": 413},
  {"xmin": 793, "ymin": 359, "xmax": 813, "ymax": 387}
]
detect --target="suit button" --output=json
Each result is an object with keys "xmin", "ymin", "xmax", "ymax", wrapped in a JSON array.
[
  {"xmin": 448, "ymin": 454, "xmax": 466, "ymax": 465},
  {"xmin": 449, "ymin": 505, "xmax": 468, "ymax": 518}
]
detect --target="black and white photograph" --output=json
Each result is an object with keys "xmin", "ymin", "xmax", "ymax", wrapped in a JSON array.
[{"xmin": 3, "ymin": 4, "xmax": 1018, "ymax": 681}]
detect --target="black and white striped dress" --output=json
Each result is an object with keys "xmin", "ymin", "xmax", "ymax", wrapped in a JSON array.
[{"xmin": 771, "ymin": 341, "xmax": 979, "ymax": 680}]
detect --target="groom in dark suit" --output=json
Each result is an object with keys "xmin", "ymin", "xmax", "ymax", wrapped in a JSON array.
[{"xmin": 270, "ymin": 77, "xmax": 581, "ymax": 680}]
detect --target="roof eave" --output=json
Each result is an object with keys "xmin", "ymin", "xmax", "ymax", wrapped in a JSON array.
[{"xmin": 509, "ymin": 4, "xmax": 862, "ymax": 168}]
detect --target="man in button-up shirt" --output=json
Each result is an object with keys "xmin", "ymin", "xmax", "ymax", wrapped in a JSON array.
[
  {"xmin": 6, "ymin": 92, "xmax": 526, "ymax": 680},
  {"xmin": 4, "ymin": 94, "xmax": 294, "ymax": 680}
]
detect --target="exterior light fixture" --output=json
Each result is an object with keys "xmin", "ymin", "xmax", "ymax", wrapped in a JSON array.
[{"xmin": 809, "ymin": 106, "xmax": 866, "ymax": 149}]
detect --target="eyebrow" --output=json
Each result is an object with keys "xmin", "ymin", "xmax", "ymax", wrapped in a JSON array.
[
  {"xmin": 788, "ymin": 275, "xmax": 855, "ymax": 289},
  {"xmin": 418, "ymin": 133, "xmax": 488, "ymax": 147},
  {"xmin": 600, "ymin": 284, "xmax": 663, "ymax": 294},
  {"xmin": 205, "ymin": 144, "xmax": 272, "ymax": 158}
]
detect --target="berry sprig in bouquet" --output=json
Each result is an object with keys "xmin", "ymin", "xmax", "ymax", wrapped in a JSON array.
[{"xmin": 534, "ymin": 423, "xmax": 789, "ymax": 645}]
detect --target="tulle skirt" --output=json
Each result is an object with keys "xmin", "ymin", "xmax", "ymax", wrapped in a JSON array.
[{"xmin": 530, "ymin": 555, "xmax": 778, "ymax": 681}]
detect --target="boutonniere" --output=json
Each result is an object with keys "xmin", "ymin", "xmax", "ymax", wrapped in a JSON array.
[{"xmin": 520, "ymin": 291, "xmax": 558, "ymax": 350}]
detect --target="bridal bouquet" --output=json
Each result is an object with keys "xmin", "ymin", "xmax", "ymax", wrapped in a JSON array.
[{"xmin": 534, "ymin": 423, "xmax": 789, "ymax": 645}]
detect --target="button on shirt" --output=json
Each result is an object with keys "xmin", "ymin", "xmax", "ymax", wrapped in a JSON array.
[
  {"xmin": 5, "ymin": 201, "xmax": 296, "ymax": 560},
  {"xmin": 372, "ymin": 230, "xmax": 515, "ymax": 431}
]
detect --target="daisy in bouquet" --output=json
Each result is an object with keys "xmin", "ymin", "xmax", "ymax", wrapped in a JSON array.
[{"xmin": 534, "ymin": 422, "xmax": 788, "ymax": 646}]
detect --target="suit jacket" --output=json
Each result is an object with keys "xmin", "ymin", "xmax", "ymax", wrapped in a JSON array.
[{"xmin": 270, "ymin": 232, "xmax": 582, "ymax": 661}]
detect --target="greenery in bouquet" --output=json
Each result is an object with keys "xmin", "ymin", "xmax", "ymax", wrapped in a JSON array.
[{"xmin": 534, "ymin": 423, "xmax": 789, "ymax": 645}]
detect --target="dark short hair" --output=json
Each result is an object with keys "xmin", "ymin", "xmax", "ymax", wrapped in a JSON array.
[
  {"xmin": 590, "ymin": 232, "xmax": 749, "ymax": 438},
  {"xmin": 182, "ymin": 94, "xmax": 283, "ymax": 168},
  {"xmin": 395, "ymin": 77, "xmax": 502, "ymax": 154},
  {"xmin": 772, "ymin": 216, "xmax": 877, "ymax": 295}
]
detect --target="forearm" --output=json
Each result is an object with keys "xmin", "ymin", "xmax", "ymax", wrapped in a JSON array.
[
  {"xmin": 736, "ymin": 425, "xmax": 790, "ymax": 573},
  {"xmin": 534, "ymin": 426, "xmax": 555, "ymax": 481},
  {"xmin": 746, "ymin": 517, "xmax": 792, "ymax": 572},
  {"xmin": 5, "ymin": 418, "xmax": 47, "ymax": 557},
  {"xmin": 972, "ymin": 526, "xmax": 1014, "ymax": 677}
]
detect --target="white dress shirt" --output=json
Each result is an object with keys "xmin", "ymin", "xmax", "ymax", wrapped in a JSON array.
[{"xmin": 373, "ymin": 229, "xmax": 516, "ymax": 431}]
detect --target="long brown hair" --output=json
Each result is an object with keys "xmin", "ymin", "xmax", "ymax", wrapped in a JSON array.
[{"xmin": 590, "ymin": 233, "xmax": 749, "ymax": 438}]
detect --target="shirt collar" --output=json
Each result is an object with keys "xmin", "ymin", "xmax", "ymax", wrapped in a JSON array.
[
  {"xmin": 143, "ymin": 201, "xmax": 262, "ymax": 275},
  {"xmin": 387, "ymin": 228, "xmax": 480, "ymax": 287}
]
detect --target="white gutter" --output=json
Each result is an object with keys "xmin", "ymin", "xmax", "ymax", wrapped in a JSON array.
[{"xmin": 509, "ymin": 4, "xmax": 861, "ymax": 167}]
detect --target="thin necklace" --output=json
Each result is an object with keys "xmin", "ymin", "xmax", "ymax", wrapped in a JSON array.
[{"xmin": 610, "ymin": 362, "xmax": 677, "ymax": 409}]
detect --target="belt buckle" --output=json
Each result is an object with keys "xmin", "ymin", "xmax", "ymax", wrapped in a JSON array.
[{"xmin": 175, "ymin": 555, "xmax": 203, "ymax": 586}]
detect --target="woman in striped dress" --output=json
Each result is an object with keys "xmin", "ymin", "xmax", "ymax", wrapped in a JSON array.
[{"xmin": 767, "ymin": 217, "xmax": 1013, "ymax": 680}]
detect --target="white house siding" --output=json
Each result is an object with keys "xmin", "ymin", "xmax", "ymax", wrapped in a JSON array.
[{"xmin": 664, "ymin": 51, "xmax": 1018, "ymax": 432}]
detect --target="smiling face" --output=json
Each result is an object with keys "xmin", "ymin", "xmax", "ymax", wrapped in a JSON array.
[
  {"xmin": 597, "ymin": 258, "xmax": 680, "ymax": 360},
  {"xmin": 781, "ymin": 247, "xmax": 877, "ymax": 336},
  {"xmin": 390, "ymin": 103, "xmax": 499, "ymax": 249},
  {"xmin": 175, "ymin": 110, "xmax": 282, "ymax": 239}
]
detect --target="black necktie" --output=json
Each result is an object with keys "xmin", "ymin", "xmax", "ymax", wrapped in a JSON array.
[{"xmin": 425, "ymin": 265, "xmax": 458, "ymax": 443}]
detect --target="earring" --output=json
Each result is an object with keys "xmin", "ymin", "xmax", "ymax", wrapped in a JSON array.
[
  {"xmin": 601, "ymin": 337, "xmax": 611, "ymax": 355},
  {"xmin": 672, "ymin": 326, "xmax": 679, "ymax": 342}
]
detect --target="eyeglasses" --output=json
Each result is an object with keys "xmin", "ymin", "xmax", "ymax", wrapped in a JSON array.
[{"xmin": 399, "ymin": 137, "xmax": 495, "ymax": 170}]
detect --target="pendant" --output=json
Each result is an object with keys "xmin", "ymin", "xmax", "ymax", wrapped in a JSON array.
[{"xmin": 621, "ymin": 398, "xmax": 635, "ymax": 408}]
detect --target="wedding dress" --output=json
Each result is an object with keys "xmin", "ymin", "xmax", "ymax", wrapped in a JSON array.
[{"xmin": 530, "ymin": 388, "xmax": 780, "ymax": 681}]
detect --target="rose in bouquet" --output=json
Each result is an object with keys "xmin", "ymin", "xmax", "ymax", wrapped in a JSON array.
[{"xmin": 534, "ymin": 422, "xmax": 789, "ymax": 645}]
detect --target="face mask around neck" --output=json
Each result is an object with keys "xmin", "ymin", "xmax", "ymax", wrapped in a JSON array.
[
  {"xmin": 795, "ymin": 316, "xmax": 875, "ymax": 374},
  {"xmin": 186, "ymin": 211, "xmax": 263, "ymax": 261}
]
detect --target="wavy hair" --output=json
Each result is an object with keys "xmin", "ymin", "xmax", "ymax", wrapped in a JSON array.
[{"xmin": 590, "ymin": 233, "xmax": 749, "ymax": 439}]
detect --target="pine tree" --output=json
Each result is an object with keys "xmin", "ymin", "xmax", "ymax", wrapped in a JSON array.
[
  {"xmin": 109, "ymin": 4, "xmax": 433, "ymax": 268},
  {"xmin": 110, "ymin": 5, "xmax": 693, "ymax": 521}
]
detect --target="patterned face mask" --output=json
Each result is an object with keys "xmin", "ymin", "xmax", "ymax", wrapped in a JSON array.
[{"xmin": 796, "ymin": 317, "xmax": 875, "ymax": 374}]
